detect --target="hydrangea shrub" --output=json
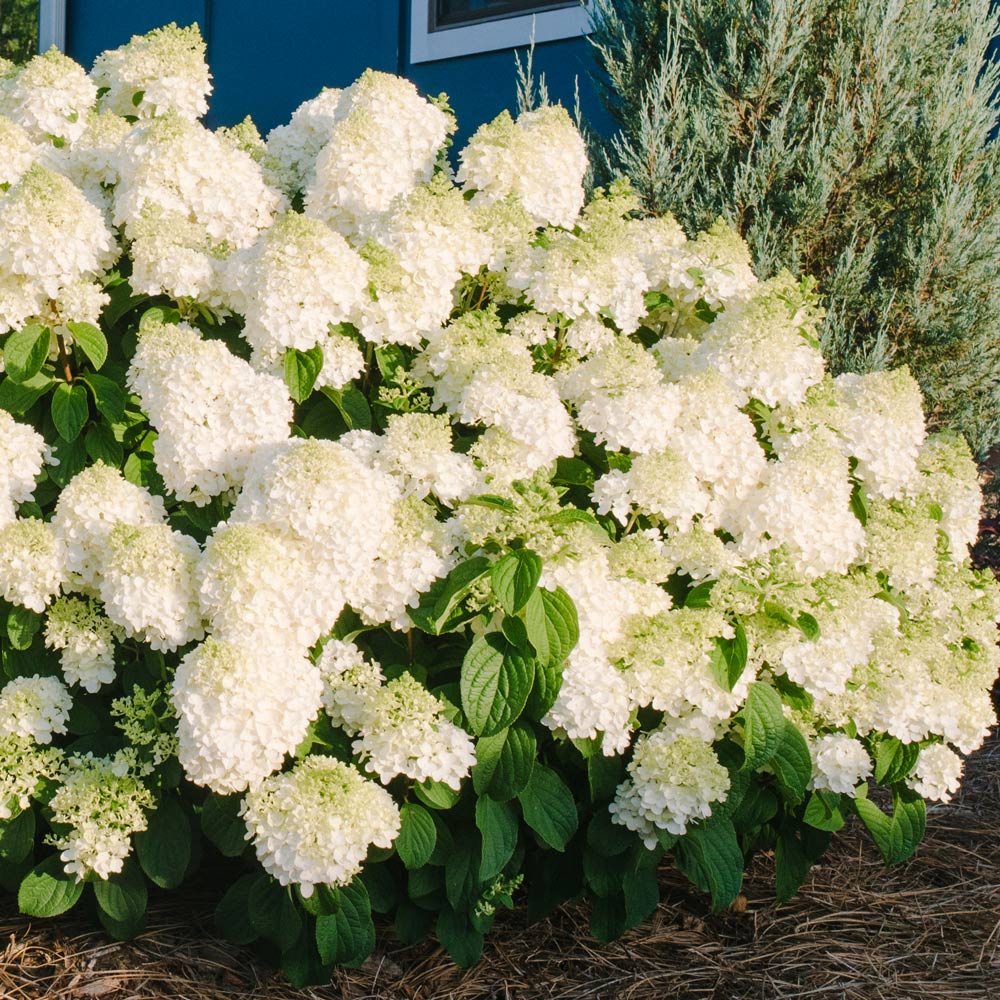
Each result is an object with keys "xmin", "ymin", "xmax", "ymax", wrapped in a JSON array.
[{"xmin": 0, "ymin": 25, "xmax": 997, "ymax": 984}]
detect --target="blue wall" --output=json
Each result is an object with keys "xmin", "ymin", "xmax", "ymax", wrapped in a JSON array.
[{"xmin": 65, "ymin": 1, "xmax": 610, "ymax": 142}]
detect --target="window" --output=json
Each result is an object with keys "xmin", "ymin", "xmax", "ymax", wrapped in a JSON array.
[{"xmin": 409, "ymin": 0, "xmax": 590, "ymax": 64}]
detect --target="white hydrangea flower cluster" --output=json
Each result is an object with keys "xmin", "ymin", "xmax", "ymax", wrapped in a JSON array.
[
  {"xmin": 223, "ymin": 211, "xmax": 368, "ymax": 383},
  {"xmin": 127, "ymin": 320, "xmax": 292, "ymax": 503},
  {"xmin": 0, "ymin": 674, "xmax": 73, "ymax": 744},
  {"xmin": 0, "ymin": 115, "xmax": 41, "ymax": 189},
  {"xmin": 0, "ymin": 49, "xmax": 96, "ymax": 144},
  {"xmin": 319, "ymin": 644, "xmax": 475, "ymax": 790},
  {"xmin": 172, "ymin": 636, "xmax": 322, "ymax": 794},
  {"xmin": 809, "ymin": 734, "xmax": 873, "ymax": 794},
  {"xmin": 47, "ymin": 752, "xmax": 155, "ymax": 880},
  {"xmin": 907, "ymin": 743, "xmax": 964, "ymax": 802},
  {"xmin": 305, "ymin": 69, "xmax": 451, "ymax": 234},
  {"xmin": 115, "ymin": 111, "xmax": 281, "ymax": 251},
  {"xmin": 266, "ymin": 87, "xmax": 343, "ymax": 196},
  {"xmin": 457, "ymin": 105, "xmax": 587, "ymax": 229},
  {"xmin": 0, "ymin": 518, "xmax": 65, "ymax": 612},
  {"xmin": 0, "ymin": 734, "xmax": 62, "ymax": 820},
  {"xmin": 0, "ymin": 410, "xmax": 49, "ymax": 526},
  {"xmin": 610, "ymin": 730, "xmax": 731, "ymax": 847},
  {"xmin": 0, "ymin": 164, "xmax": 116, "ymax": 333},
  {"xmin": 240, "ymin": 756, "xmax": 400, "ymax": 896},
  {"xmin": 44, "ymin": 596, "xmax": 124, "ymax": 692},
  {"xmin": 91, "ymin": 23, "xmax": 212, "ymax": 121}
]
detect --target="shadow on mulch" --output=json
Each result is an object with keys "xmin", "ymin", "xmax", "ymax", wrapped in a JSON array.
[{"xmin": 4, "ymin": 469, "xmax": 1000, "ymax": 1000}]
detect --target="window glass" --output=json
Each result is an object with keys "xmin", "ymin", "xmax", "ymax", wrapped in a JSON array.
[{"xmin": 434, "ymin": 1, "xmax": 578, "ymax": 29}]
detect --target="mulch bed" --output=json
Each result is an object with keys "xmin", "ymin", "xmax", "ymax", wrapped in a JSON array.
[{"xmin": 3, "ymin": 469, "xmax": 1000, "ymax": 1000}]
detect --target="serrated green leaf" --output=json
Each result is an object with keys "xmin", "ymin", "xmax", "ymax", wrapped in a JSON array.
[
  {"xmin": 708, "ymin": 624, "xmax": 747, "ymax": 692},
  {"xmin": 315, "ymin": 880, "xmax": 374, "ymax": 967},
  {"xmin": 79, "ymin": 373, "xmax": 126, "ymax": 423},
  {"xmin": 472, "ymin": 722, "xmax": 536, "ymax": 801},
  {"xmin": 460, "ymin": 632, "xmax": 535, "ymax": 737},
  {"xmin": 685, "ymin": 579, "xmax": 717, "ymax": 608},
  {"xmin": 588, "ymin": 752, "xmax": 626, "ymax": 803},
  {"xmin": 476, "ymin": 796, "xmax": 518, "ymax": 881},
  {"xmin": 319, "ymin": 384, "xmax": 371, "ymax": 430},
  {"xmin": 409, "ymin": 556, "xmax": 490, "ymax": 635},
  {"xmin": 674, "ymin": 819, "xmax": 743, "ymax": 910},
  {"xmin": 524, "ymin": 586, "xmax": 578, "ymax": 671},
  {"xmin": 413, "ymin": 778, "xmax": 461, "ymax": 811},
  {"xmin": 51, "ymin": 382, "xmax": 89, "ymax": 442},
  {"xmin": 18, "ymin": 854, "xmax": 84, "ymax": 917},
  {"xmin": 518, "ymin": 763, "xmax": 577, "ymax": 851},
  {"xmin": 135, "ymin": 798, "xmax": 191, "ymax": 889},
  {"xmin": 200, "ymin": 793, "xmax": 247, "ymax": 857},
  {"xmin": 436, "ymin": 907, "xmax": 484, "ymax": 968},
  {"xmin": 769, "ymin": 720, "xmax": 813, "ymax": 800},
  {"xmin": 284, "ymin": 345, "xmax": 324, "ymax": 403},
  {"xmin": 215, "ymin": 872, "xmax": 263, "ymax": 945},
  {"xmin": 741, "ymin": 682, "xmax": 785, "ymax": 771},
  {"xmin": 397, "ymin": 803, "xmax": 437, "ymax": 870},
  {"xmin": 84, "ymin": 422, "xmax": 124, "ymax": 467},
  {"xmin": 131, "ymin": 89, "xmax": 145, "ymax": 107},
  {"xmin": 3, "ymin": 325, "xmax": 50, "ymax": 382},
  {"xmin": 93, "ymin": 859, "xmax": 147, "ymax": 923},
  {"xmin": 586, "ymin": 811, "xmax": 633, "ymax": 858},
  {"xmin": 6, "ymin": 606, "xmax": 41, "ymax": 651},
  {"xmin": 67, "ymin": 322, "xmax": 108, "ymax": 370},
  {"xmin": 796, "ymin": 612, "xmax": 820, "ymax": 641},
  {"xmin": 553, "ymin": 456, "xmax": 594, "ymax": 487},
  {"xmin": 0, "ymin": 371, "xmax": 55, "ymax": 414},
  {"xmin": 803, "ymin": 791, "xmax": 846, "ymax": 832},
  {"xmin": 490, "ymin": 550, "xmax": 542, "ymax": 615},
  {"xmin": 462, "ymin": 493, "xmax": 517, "ymax": 513},
  {"xmin": 248, "ymin": 877, "xmax": 301, "ymax": 952},
  {"xmin": 0, "ymin": 808, "xmax": 34, "ymax": 863},
  {"xmin": 774, "ymin": 829, "xmax": 812, "ymax": 902}
]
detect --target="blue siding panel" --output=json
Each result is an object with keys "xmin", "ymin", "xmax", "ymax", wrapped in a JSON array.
[{"xmin": 64, "ymin": 1, "xmax": 611, "ymax": 138}]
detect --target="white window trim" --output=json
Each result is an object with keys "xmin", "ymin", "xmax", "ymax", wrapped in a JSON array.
[
  {"xmin": 38, "ymin": 0, "xmax": 67, "ymax": 51},
  {"xmin": 410, "ymin": 1, "xmax": 591, "ymax": 64}
]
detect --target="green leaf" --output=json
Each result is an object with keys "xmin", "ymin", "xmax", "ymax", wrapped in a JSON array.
[
  {"xmin": 623, "ymin": 863, "xmax": 660, "ymax": 928},
  {"xmin": 0, "ymin": 808, "xmax": 35, "ymax": 863},
  {"xmin": 589, "ymin": 892, "xmax": 627, "ymax": 942},
  {"xmin": 0, "ymin": 371, "xmax": 55, "ymax": 414},
  {"xmin": 769, "ymin": 720, "xmax": 813, "ymax": 800},
  {"xmin": 360, "ymin": 864, "xmax": 397, "ymax": 913},
  {"xmin": 135, "ymin": 798, "xmax": 191, "ymax": 889},
  {"xmin": 436, "ymin": 907, "xmax": 484, "ymax": 968},
  {"xmin": 741, "ymin": 682, "xmax": 785, "ymax": 771},
  {"xmin": 462, "ymin": 493, "xmax": 518, "ymax": 513},
  {"xmin": 397, "ymin": 803, "xmax": 437, "ymax": 870},
  {"xmin": 93, "ymin": 858, "xmax": 147, "ymax": 923},
  {"xmin": 200, "ymin": 793, "xmax": 247, "ymax": 857},
  {"xmin": 131, "ymin": 89, "xmax": 145, "ymax": 107},
  {"xmin": 297, "ymin": 882, "xmax": 342, "ymax": 917},
  {"xmin": 490, "ymin": 549, "xmax": 542, "ymax": 615},
  {"xmin": 553, "ymin": 456, "xmax": 595, "ymax": 487},
  {"xmin": 51, "ymin": 382, "xmax": 89, "ymax": 442},
  {"xmin": 79, "ymin": 374, "xmax": 126, "ymax": 423},
  {"xmin": 413, "ymin": 778, "xmax": 461, "ymax": 811},
  {"xmin": 888, "ymin": 786, "xmax": 926, "ymax": 863},
  {"xmin": 18, "ymin": 854, "xmax": 84, "ymax": 917},
  {"xmin": 67, "ymin": 322, "xmax": 108, "ymax": 370},
  {"xmin": 460, "ymin": 632, "xmax": 535, "ymax": 737},
  {"xmin": 409, "ymin": 556, "xmax": 490, "ymax": 635},
  {"xmin": 803, "ymin": 791, "xmax": 846, "ymax": 832},
  {"xmin": 394, "ymin": 899, "xmax": 433, "ymax": 945},
  {"xmin": 588, "ymin": 753, "xmax": 626, "ymax": 804},
  {"xmin": 6, "ymin": 606, "xmax": 41, "ymax": 651},
  {"xmin": 674, "ymin": 819, "xmax": 744, "ymax": 911},
  {"xmin": 874, "ymin": 738, "xmax": 919, "ymax": 785},
  {"xmin": 315, "ymin": 880, "xmax": 374, "ymax": 967},
  {"xmin": 472, "ymin": 722, "xmax": 536, "ymax": 801},
  {"xmin": 586, "ymin": 811, "xmax": 634, "ymax": 858},
  {"xmin": 708, "ymin": 623, "xmax": 747, "ymax": 691},
  {"xmin": 685, "ymin": 579, "xmax": 717, "ymax": 608},
  {"xmin": 774, "ymin": 829, "xmax": 812, "ymax": 902},
  {"xmin": 518, "ymin": 763, "xmax": 578, "ymax": 851},
  {"xmin": 248, "ymin": 877, "xmax": 301, "ymax": 952},
  {"xmin": 214, "ymin": 872, "xmax": 263, "ymax": 945},
  {"xmin": 3, "ymin": 325, "xmax": 50, "ymax": 382},
  {"xmin": 47, "ymin": 434, "xmax": 88, "ymax": 488},
  {"xmin": 850, "ymin": 481, "xmax": 869, "ymax": 525},
  {"xmin": 444, "ymin": 837, "xmax": 478, "ymax": 910},
  {"xmin": 284, "ymin": 345, "xmax": 324, "ymax": 403},
  {"xmin": 644, "ymin": 290, "xmax": 675, "ymax": 311},
  {"xmin": 524, "ymin": 586, "xmax": 579, "ymax": 670},
  {"xmin": 320, "ymin": 384, "xmax": 371, "ymax": 430},
  {"xmin": 84, "ymin": 422, "xmax": 124, "ymax": 467},
  {"xmin": 476, "ymin": 796, "xmax": 518, "ymax": 881},
  {"xmin": 763, "ymin": 601, "xmax": 799, "ymax": 629},
  {"xmin": 796, "ymin": 612, "xmax": 820, "ymax": 641}
]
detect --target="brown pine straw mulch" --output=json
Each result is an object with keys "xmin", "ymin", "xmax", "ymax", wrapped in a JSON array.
[{"xmin": 4, "ymin": 474, "xmax": 1000, "ymax": 1000}]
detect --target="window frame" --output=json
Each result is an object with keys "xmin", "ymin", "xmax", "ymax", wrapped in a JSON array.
[{"xmin": 409, "ymin": 0, "xmax": 591, "ymax": 65}]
